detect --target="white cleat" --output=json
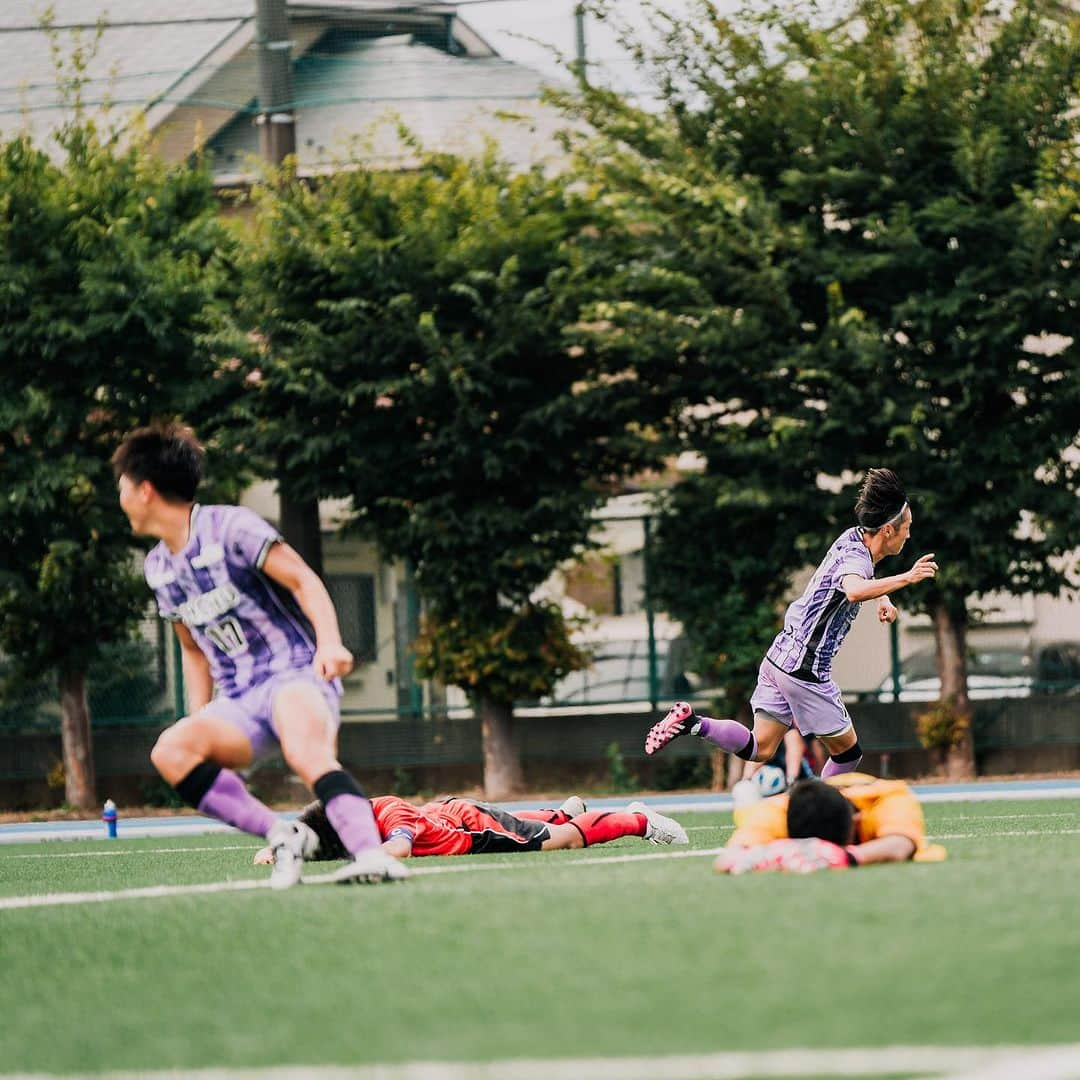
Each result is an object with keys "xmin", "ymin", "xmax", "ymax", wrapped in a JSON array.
[
  {"xmin": 558, "ymin": 795, "xmax": 587, "ymax": 818},
  {"xmin": 322, "ymin": 847, "xmax": 411, "ymax": 885},
  {"xmin": 627, "ymin": 801, "xmax": 689, "ymax": 846},
  {"xmin": 266, "ymin": 820, "xmax": 319, "ymax": 890}
]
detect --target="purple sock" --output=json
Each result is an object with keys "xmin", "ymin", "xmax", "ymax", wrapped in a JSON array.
[
  {"xmin": 198, "ymin": 769, "xmax": 277, "ymax": 838},
  {"xmin": 696, "ymin": 716, "xmax": 757, "ymax": 759},
  {"xmin": 822, "ymin": 754, "xmax": 863, "ymax": 778},
  {"xmin": 323, "ymin": 794, "xmax": 381, "ymax": 856}
]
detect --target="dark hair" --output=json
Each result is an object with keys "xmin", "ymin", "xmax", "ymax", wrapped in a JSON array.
[
  {"xmin": 111, "ymin": 422, "xmax": 204, "ymax": 503},
  {"xmin": 298, "ymin": 801, "xmax": 348, "ymax": 861},
  {"xmin": 854, "ymin": 467, "xmax": 907, "ymax": 531},
  {"xmin": 786, "ymin": 779, "xmax": 854, "ymax": 846}
]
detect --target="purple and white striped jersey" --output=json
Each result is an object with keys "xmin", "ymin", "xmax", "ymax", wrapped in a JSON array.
[
  {"xmin": 144, "ymin": 504, "xmax": 318, "ymax": 698},
  {"xmin": 765, "ymin": 528, "xmax": 874, "ymax": 683}
]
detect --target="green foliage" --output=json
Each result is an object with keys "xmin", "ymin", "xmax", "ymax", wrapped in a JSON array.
[
  {"xmin": 223, "ymin": 150, "xmax": 655, "ymax": 708},
  {"xmin": 0, "ymin": 113, "xmax": 234, "ymax": 685},
  {"xmin": 652, "ymin": 750, "xmax": 713, "ymax": 791},
  {"xmin": 569, "ymin": 0, "xmax": 1079, "ymax": 702},
  {"xmin": 138, "ymin": 775, "xmax": 185, "ymax": 809},
  {"xmin": 391, "ymin": 767, "xmax": 419, "ymax": 798},
  {"xmin": 604, "ymin": 740, "xmax": 638, "ymax": 793},
  {"xmin": 593, "ymin": 0, "xmax": 1078, "ymax": 598},
  {"xmin": 916, "ymin": 699, "xmax": 972, "ymax": 752},
  {"xmin": 414, "ymin": 601, "xmax": 589, "ymax": 706},
  {"xmin": 86, "ymin": 635, "xmax": 167, "ymax": 721}
]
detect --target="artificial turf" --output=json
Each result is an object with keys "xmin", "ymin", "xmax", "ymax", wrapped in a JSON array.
[{"xmin": 1, "ymin": 799, "xmax": 1078, "ymax": 1075}]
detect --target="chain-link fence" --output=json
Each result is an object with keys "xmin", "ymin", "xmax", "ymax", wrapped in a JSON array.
[{"xmin": 0, "ymin": 617, "xmax": 173, "ymax": 735}]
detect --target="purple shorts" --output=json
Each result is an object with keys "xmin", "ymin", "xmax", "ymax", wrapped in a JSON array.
[
  {"xmin": 749, "ymin": 659, "xmax": 852, "ymax": 738},
  {"xmin": 202, "ymin": 670, "xmax": 342, "ymax": 760}
]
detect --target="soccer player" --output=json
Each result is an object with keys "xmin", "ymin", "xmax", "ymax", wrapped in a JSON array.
[
  {"xmin": 113, "ymin": 422, "xmax": 407, "ymax": 888},
  {"xmin": 713, "ymin": 774, "xmax": 947, "ymax": 873},
  {"xmin": 253, "ymin": 795, "xmax": 689, "ymax": 865},
  {"xmin": 645, "ymin": 468, "xmax": 938, "ymax": 778}
]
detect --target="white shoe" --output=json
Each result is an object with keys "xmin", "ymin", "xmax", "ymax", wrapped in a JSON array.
[
  {"xmin": 322, "ymin": 848, "xmax": 411, "ymax": 885},
  {"xmin": 266, "ymin": 820, "xmax": 319, "ymax": 891},
  {"xmin": 558, "ymin": 795, "xmax": 586, "ymax": 818},
  {"xmin": 627, "ymin": 801, "xmax": 689, "ymax": 846}
]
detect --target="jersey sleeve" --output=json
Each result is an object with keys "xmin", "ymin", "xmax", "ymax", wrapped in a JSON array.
[
  {"xmin": 860, "ymin": 787, "xmax": 926, "ymax": 848},
  {"xmin": 728, "ymin": 798, "xmax": 789, "ymax": 848},
  {"xmin": 223, "ymin": 507, "xmax": 282, "ymax": 571},
  {"xmin": 834, "ymin": 545, "xmax": 874, "ymax": 585},
  {"xmin": 373, "ymin": 799, "xmax": 425, "ymax": 847}
]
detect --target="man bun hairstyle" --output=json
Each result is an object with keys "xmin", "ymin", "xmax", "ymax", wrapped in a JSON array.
[
  {"xmin": 111, "ymin": 421, "xmax": 205, "ymax": 503},
  {"xmin": 854, "ymin": 467, "xmax": 907, "ymax": 532},
  {"xmin": 787, "ymin": 779, "xmax": 854, "ymax": 846}
]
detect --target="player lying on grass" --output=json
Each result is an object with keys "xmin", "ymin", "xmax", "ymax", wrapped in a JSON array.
[
  {"xmin": 113, "ymin": 423, "xmax": 405, "ymax": 889},
  {"xmin": 253, "ymin": 795, "xmax": 688, "ymax": 865},
  {"xmin": 713, "ymin": 774, "xmax": 948, "ymax": 874},
  {"xmin": 645, "ymin": 468, "xmax": 937, "ymax": 779}
]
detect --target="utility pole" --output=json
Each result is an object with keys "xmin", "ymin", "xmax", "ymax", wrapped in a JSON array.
[
  {"xmin": 254, "ymin": 0, "xmax": 324, "ymax": 576},
  {"xmin": 574, "ymin": 3, "xmax": 587, "ymax": 83}
]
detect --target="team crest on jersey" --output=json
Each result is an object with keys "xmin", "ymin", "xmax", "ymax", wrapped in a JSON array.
[{"xmin": 174, "ymin": 582, "xmax": 242, "ymax": 627}]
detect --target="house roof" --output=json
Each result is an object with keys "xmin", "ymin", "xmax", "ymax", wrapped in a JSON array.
[{"xmin": 0, "ymin": 1, "xmax": 567, "ymax": 177}]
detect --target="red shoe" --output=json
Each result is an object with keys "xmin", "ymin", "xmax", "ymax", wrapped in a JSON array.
[{"xmin": 644, "ymin": 701, "xmax": 696, "ymax": 755}]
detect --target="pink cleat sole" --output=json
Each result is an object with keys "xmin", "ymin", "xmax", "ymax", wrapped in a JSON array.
[{"xmin": 644, "ymin": 701, "xmax": 696, "ymax": 755}]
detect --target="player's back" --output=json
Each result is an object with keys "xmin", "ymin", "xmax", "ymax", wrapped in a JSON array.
[{"xmin": 730, "ymin": 773, "xmax": 944, "ymax": 861}]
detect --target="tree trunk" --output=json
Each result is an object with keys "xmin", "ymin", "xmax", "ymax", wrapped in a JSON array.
[
  {"xmin": 279, "ymin": 491, "xmax": 324, "ymax": 579},
  {"xmin": 59, "ymin": 664, "xmax": 96, "ymax": 810},
  {"xmin": 709, "ymin": 748, "xmax": 728, "ymax": 792},
  {"xmin": 478, "ymin": 696, "xmax": 524, "ymax": 800},
  {"xmin": 930, "ymin": 598, "xmax": 976, "ymax": 780},
  {"xmin": 718, "ymin": 697, "xmax": 755, "ymax": 791}
]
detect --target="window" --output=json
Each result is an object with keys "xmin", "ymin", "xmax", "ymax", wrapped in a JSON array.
[{"xmin": 326, "ymin": 574, "xmax": 377, "ymax": 664}]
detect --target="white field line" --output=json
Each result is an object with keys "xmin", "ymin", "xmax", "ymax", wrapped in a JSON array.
[
  {"xmin": 0, "ymin": 846, "xmax": 727, "ymax": 911},
  {"xmin": 932, "ymin": 827, "xmax": 1080, "ymax": 841},
  {"xmin": 5, "ymin": 1043, "xmax": 1080, "ymax": 1080},
  {"xmin": 3, "ymin": 846, "xmax": 256, "ymax": 860}
]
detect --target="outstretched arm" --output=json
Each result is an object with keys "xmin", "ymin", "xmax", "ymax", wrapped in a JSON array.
[
  {"xmin": 846, "ymin": 834, "xmax": 916, "ymax": 865},
  {"xmin": 842, "ymin": 552, "xmax": 938, "ymax": 604}
]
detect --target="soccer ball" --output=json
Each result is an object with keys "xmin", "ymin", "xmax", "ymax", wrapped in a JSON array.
[{"xmin": 754, "ymin": 765, "xmax": 787, "ymax": 798}]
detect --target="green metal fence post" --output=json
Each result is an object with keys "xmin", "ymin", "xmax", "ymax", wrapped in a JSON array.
[
  {"xmin": 643, "ymin": 514, "xmax": 659, "ymax": 713},
  {"xmin": 890, "ymin": 619, "xmax": 902, "ymax": 701},
  {"xmin": 172, "ymin": 630, "xmax": 185, "ymax": 719}
]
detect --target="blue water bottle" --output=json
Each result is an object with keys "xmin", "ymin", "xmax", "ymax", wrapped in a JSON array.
[{"xmin": 103, "ymin": 798, "xmax": 118, "ymax": 839}]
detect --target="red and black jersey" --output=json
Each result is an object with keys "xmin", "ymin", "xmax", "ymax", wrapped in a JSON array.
[{"xmin": 298, "ymin": 796, "xmax": 551, "ymax": 860}]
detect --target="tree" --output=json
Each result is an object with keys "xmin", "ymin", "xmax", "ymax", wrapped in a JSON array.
[
  {"xmin": 220, "ymin": 151, "xmax": 659, "ymax": 797},
  {"xmin": 575, "ymin": 0, "xmax": 1080, "ymax": 776},
  {"xmin": 0, "ymin": 119, "xmax": 232, "ymax": 807}
]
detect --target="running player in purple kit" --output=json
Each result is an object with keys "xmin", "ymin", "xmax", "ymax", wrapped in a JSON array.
[
  {"xmin": 645, "ymin": 469, "xmax": 938, "ymax": 777},
  {"xmin": 112, "ymin": 422, "xmax": 408, "ymax": 889}
]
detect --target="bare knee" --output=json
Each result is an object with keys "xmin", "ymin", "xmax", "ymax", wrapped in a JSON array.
[{"xmin": 151, "ymin": 721, "xmax": 202, "ymax": 784}]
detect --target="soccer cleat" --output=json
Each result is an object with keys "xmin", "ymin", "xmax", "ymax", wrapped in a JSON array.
[
  {"xmin": 644, "ymin": 701, "xmax": 697, "ymax": 755},
  {"xmin": 558, "ymin": 795, "xmax": 587, "ymax": 818},
  {"xmin": 266, "ymin": 819, "xmax": 319, "ymax": 890},
  {"xmin": 321, "ymin": 848, "xmax": 411, "ymax": 885},
  {"xmin": 627, "ymin": 800, "xmax": 689, "ymax": 846}
]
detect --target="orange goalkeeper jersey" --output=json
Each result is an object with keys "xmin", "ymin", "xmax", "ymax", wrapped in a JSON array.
[{"xmin": 728, "ymin": 773, "xmax": 946, "ymax": 862}]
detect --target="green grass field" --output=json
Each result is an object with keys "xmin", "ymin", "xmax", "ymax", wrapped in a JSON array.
[{"xmin": 2, "ymin": 799, "xmax": 1079, "ymax": 1078}]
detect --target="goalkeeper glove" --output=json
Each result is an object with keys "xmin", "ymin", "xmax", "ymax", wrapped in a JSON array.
[{"xmin": 714, "ymin": 837, "xmax": 855, "ymax": 875}]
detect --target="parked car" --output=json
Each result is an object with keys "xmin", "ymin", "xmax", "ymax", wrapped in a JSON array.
[{"xmin": 871, "ymin": 641, "xmax": 1080, "ymax": 703}]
